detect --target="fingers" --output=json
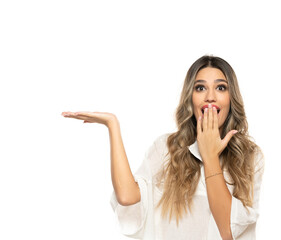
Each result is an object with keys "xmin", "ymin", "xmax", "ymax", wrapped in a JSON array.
[
  {"xmin": 62, "ymin": 112, "xmax": 72, "ymax": 117},
  {"xmin": 62, "ymin": 112, "xmax": 85, "ymax": 119},
  {"xmin": 208, "ymin": 104, "xmax": 213, "ymax": 129},
  {"xmin": 202, "ymin": 105, "xmax": 218, "ymax": 130},
  {"xmin": 222, "ymin": 130, "xmax": 238, "ymax": 149},
  {"xmin": 202, "ymin": 105, "xmax": 213, "ymax": 130},
  {"xmin": 213, "ymin": 107, "xmax": 218, "ymax": 129},
  {"xmin": 203, "ymin": 107, "xmax": 208, "ymax": 131}
]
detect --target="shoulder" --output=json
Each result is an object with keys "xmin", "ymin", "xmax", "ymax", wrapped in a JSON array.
[
  {"xmin": 252, "ymin": 147, "xmax": 265, "ymax": 184},
  {"xmin": 145, "ymin": 132, "xmax": 171, "ymax": 174},
  {"xmin": 153, "ymin": 132, "xmax": 170, "ymax": 146},
  {"xmin": 152, "ymin": 132, "xmax": 171, "ymax": 157},
  {"xmin": 253, "ymin": 148, "xmax": 265, "ymax": 173}
]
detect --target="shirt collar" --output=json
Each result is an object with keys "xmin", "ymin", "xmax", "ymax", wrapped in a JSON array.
[
  {"xmin": 188, "ymin": 139, "xmax": 223, "ymax": 163},
  {"xmin": 188, "ymin": 140, "xmax": 203, "ymax": 162}
]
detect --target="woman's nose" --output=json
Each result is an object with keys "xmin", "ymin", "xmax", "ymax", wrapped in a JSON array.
[{"xmin": 204, "ymin": 89, "xmax": 216, "ymax": 101}]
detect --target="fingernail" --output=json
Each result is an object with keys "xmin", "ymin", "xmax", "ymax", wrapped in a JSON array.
[
  {"xmin": 233, "ymin": 130, "xmax": 238, "ymax": 134},
  {"xmin": 208, "ymin": 103, "xmax": 212, "ymax": 108}
]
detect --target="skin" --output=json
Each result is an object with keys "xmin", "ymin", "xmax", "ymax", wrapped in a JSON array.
[
  {"xmin": 192, "ymin": 67, "xmax": 238, "ymax": 159},
  {"xmin": 192, "ymin": 67, "xmax": 231, "ymax": 137},
  {"xmin": 61, "ymin": 67, "xmax": 237, "ymax": 238},
  {"xmin": 61, "ymin": 111, "xmax": 141, "ymax": 206},
  {"xmin": 192, "ymin": 67, "xmax": 238, "ymax": 239},
  {"xmin": 61, "ymin": 111, "xmax": 116, "ymax": 126}
]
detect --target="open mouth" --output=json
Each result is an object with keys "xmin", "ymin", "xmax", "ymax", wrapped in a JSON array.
[{"xmin": 201, "ymin": 108, "xmax": 220, "ymax": 114}]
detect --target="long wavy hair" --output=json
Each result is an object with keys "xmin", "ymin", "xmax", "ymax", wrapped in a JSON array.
[{"xmin": 155, "ymin": 55, "xmax": 263, "ymax": 226}]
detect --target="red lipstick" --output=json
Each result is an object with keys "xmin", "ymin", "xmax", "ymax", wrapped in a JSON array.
[
  {"xmin": 201, "ymin": 104, "xmax": 220, "ymax": 114},
  {"xmin": 201, "ymin": 104, "xmax": 220, "ymax": 110}
]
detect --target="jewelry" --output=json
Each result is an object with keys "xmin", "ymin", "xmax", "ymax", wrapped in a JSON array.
[{"xmin": 205, "ymin": 172, "xmax": 223, "ymax": 181}]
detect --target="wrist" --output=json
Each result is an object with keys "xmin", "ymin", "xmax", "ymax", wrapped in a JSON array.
[
  {"xmin": 107, "ymin": 116, "xmax": 120, "ymax": 129},
  {"xmin": 203, "ymin": 156, "xmax": 222, "ymax": 176},
  {"xmin": 202, "ymin": 154, "xmax": 219, "ymax": 164}
]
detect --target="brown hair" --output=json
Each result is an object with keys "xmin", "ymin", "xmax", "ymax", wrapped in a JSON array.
[{"xmin": 156, "ymin": 55, "xmax": 263, "ymax": 226}]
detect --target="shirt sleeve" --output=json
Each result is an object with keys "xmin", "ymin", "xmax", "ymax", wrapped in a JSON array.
[
  {"xmin": 110, "ymin": 135, "xmax": 163, "ymax": 239},
  {"xmin": 230, "ymin": 150, "xmax": 265, "ymax": 239},
  {"xmin": 110, "ymin": 175, "xmax": 149, "ymax": 239}
]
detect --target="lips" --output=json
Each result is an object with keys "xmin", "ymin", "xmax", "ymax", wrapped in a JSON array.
[{"xmin": 201, "ymin": 104, "xmax": 220, "ymax": 114}]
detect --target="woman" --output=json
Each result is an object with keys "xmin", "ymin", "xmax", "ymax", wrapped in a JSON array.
[{"xmin": 61, "ymin": 55, "xmax": 265, "ymax": 240}]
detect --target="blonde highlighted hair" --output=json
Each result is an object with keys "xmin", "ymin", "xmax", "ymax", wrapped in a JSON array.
[{"xmin": 156, "ymin": 55, "xmax": 263, "ymax": 226}]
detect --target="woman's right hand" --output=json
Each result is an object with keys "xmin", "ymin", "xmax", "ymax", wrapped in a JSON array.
[
  {"xmin": 62, "ymin": 110, "xmax": 140, "ymax": 205},
  {"xmin": 61, "ymin": 111, "xmax": 118, "ymax": 127}
]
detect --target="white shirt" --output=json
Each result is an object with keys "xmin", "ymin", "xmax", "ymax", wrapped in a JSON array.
[{"xmin": 110, "ymin": 133, "xmax": 265, "ymax": 240}]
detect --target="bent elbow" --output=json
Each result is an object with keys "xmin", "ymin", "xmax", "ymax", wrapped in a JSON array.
[
  {"xmin": 116, "ymin": 191, "xmax": 141, "ymax": 206},
  {"xmin": 117, "ymin": 196, "xmax": 140, "ymax": 206}
]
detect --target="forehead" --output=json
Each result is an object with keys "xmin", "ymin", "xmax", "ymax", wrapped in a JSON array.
[{"xmin": 195, "ymin": 67, "xmax": 227, "ymax": 82}]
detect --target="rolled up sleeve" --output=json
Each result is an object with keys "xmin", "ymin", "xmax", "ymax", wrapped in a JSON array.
[
  {"xmin": 230, "ymin": 151, "xmax": 265, "ymax": 239},
  {"xmin": 110, "ymin": 175, "xmax": 149, "ymax": 238},
  {"xmin": 109, "ymin": 136, "xmax": 162, "ymax": 239}
]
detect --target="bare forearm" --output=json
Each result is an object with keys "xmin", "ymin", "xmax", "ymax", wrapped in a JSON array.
[
  {"xmin": 203, "ymin": 157, "xmax": 233, "ymax": 240},
  {"xmin": 108, "ymin": 119, "xmax": 140, "ymax": 206}
]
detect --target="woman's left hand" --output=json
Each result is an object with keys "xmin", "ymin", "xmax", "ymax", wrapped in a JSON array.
[{"xmin": 197, "ymin": 104, "xmax": 238, "ymax": 162}]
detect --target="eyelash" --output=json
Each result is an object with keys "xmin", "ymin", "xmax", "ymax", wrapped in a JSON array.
[{"xmin": 194, "ymin": 84, "xmax": 227, "ymax": 92}]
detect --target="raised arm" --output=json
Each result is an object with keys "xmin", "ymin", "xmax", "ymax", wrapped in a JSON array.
[
  {"xmin": 107, "ymin": 117, "xmax": 141, "ymax": 206},
  {"xmin": 62, "ymin": 111, "xmax": 140, "ymax": 206}
]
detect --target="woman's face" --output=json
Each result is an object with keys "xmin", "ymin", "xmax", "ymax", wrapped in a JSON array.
[{"xmin": 192, "ymin": 67, "xmax": 230, "ymax": 135}]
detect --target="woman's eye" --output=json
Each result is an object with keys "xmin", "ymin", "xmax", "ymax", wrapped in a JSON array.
[
  {"xmin": 217, "ymin": 85, "xmax": 226, "ymax": 91},
  {"xmin": 195, "ymin": 85, "xmax": 205, "ymax": 91},
  {"xmin": 195, "ymin": 85, "xmax": 227, "ymax": 92}
]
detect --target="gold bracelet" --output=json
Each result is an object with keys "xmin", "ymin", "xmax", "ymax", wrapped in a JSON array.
[{"xmin": 205, "ymin": 172, "xmax": 223, "ymax": 181}]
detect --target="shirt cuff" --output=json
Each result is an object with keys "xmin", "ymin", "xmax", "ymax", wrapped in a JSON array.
[
  {"xmin": 110, "ymin": 175, "xmax": 148, "ymax": 238},
  {"xmin": 230, "ymin": 195, "xmax": 259, "ymax": 239}
]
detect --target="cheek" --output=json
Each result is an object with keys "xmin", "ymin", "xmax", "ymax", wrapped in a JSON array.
[
  {"xmin": 192, "ymin": 94, "xmax": 201, "ymax": 111},
  {"xmin": 218, "ymin": 96, "xmax": 230, "ymax": 116},
  {"xmin": 192, "ymin": 92, "xmax": 201, "ymax": 101},
  {"xmin": 222, "ymin": 101, "xmax": 230, "ymax": 116},
  {"xmin": 220, "ymin": 95, "xmax": 230, "ymax": 109},
  {"xmin": 219, "ymin": 107, "xmax": 230, "ymax": 125}
]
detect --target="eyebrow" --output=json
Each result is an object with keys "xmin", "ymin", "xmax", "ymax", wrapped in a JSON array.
[{"xmin": 194, "ymin": 79, "xmax": 228, "ymax": 84}]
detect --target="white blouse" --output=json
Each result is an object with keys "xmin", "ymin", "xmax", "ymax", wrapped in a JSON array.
[{"xmin": 110, "ymin": 133, "xmax": 265, "ymax": 240}]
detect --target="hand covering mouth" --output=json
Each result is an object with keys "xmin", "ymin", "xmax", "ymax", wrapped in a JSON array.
[{"xmin": 201, "ymin": 105, "xmax": 220, "ymax": 114}]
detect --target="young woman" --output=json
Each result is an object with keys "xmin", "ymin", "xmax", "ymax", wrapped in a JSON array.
[{"xmin": 62, "ymin": 55, "xmax": 265, "ymax": 240}]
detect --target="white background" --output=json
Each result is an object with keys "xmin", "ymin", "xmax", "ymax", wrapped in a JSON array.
[{"xmin": 0, "ymin": 0, "xmax": 280, "ymax": 239}]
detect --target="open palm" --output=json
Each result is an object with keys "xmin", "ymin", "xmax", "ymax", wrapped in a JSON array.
[{"xmin": 61, "ymin": 111, "xmax": 117, "ymax": 126}]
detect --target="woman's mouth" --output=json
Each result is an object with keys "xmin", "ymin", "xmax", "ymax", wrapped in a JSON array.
[{"xmin": 201, "ymin": 105, "xmax": 220, "ymax": 115}]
